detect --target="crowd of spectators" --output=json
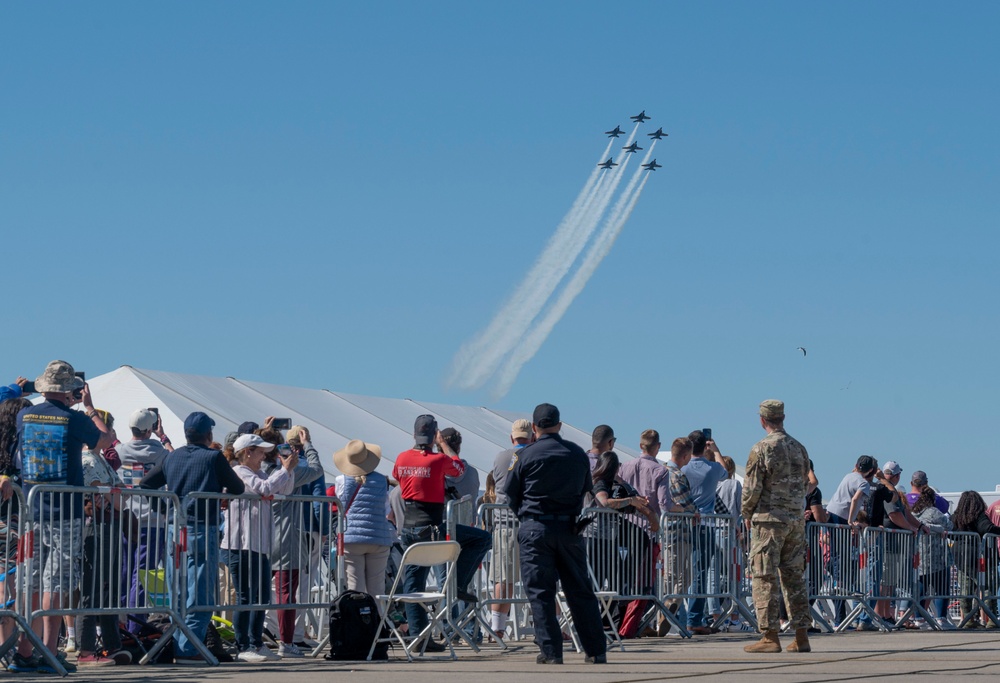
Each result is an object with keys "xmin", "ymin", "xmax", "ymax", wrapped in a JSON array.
[{"xmin": 2, "ymin": 362, "xmax": 1000, "ymax": 670}]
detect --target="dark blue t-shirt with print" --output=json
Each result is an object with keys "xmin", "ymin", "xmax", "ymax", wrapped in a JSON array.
[{"xmin": 18, "ymin": 399, "xmax": 101, "ymax": 519}]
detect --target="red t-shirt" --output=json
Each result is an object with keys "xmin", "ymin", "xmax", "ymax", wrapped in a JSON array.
[{"xmin": 393, "ymin": 448, "xmax": 464, "ymax": 504}]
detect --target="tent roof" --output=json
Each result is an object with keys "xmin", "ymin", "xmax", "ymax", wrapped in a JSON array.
[{"xmin": 87, "ymin": 366, "xmax": 639, "ymax": 483}]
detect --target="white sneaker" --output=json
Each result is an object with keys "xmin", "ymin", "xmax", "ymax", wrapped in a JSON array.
[
  {"xmin": 238, "ymin": 649, "xmax": 270, "ymax": 663},
  {"xmin": 257, "ymin": 645, "xmax": 281, "ymax": 661},
  {"xmin": 64, "ymin": 638, "xmax": 77, "ymax": 653},
  {"xmin": 937, "ymin": 618, "xmax": 957, "ymax": 630},
  {"xmin": 278, "ymin": 642, "xmax": 304, "ymax": 658}
]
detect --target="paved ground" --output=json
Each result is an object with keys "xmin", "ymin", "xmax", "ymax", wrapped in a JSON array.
[{"xmin": 55, "ymin": 630, "xmax": 1000, "ymax": 682}]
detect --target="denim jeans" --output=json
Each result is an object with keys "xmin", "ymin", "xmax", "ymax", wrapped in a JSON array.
[
  {"xmin": 221, "ymin": 549, "xmax": 271, "ymax": 651},
  {"xmin": 169, "ymin": 523, "xmax": 218, "ymax": 657},
  {"xmin": 686, "ymin": 526, "xmax": 718, "ymax": 627},
  {"xmin": 399, "ymin": 522, "xmax": 491, "ymax": 636}
]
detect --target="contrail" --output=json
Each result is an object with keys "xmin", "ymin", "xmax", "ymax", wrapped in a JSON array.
[
  {"xmin": 448, "ymin": 127, "xmax": 639, "ymax": 390},
  {"xmin": 490, "ymin": 145, "xmax": 657, "ymax": 398}
]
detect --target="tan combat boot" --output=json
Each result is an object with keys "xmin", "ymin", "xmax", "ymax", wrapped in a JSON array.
[
  {"xmin": 744, "ymin": 630, "xmax": 781, "ymax": 653},
  {"xmin": 786, "ymin": 628, "xmax": 811, "ymax": 653}
]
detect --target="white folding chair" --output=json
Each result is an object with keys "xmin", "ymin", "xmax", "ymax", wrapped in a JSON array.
[{"xmin": 368, "ymin": 541, "xmax": 461, "ymax": 661}]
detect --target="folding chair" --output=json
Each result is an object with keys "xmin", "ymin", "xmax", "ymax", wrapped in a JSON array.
[{"xmin": 368, "ymin": 541, "xmax": 460, "ymax": 662}]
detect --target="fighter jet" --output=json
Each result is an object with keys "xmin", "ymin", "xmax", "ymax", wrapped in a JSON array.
[
  {"xmin": 622, "ymin": 141, "xmax": 643, "ymax": 154},
  {"xmin": 647, "ymin": 127, "xmax": 668, "ymax": 140},
  {"xmin": 598, "ymin": 158, "xmax": 618, "ymax": 170},
  {"xmin": 630, "ymin": 110, "xmax": 651, "ymax": 123},
  {"xmin": 641, "ymin": 159, "xmax": 662, "ymax": 171},
  {"xmin": 605, "ymin": 125, "xmax": 624, "ymax": 138}
]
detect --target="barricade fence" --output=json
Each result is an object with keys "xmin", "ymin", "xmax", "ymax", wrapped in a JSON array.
[
  {"xmin": 23, "ymin": 484, "xmax": 194, "ymax": 667},
  {"xmin": 11, "ymin": 482, "xmax": 1000, "ymax": 668},
  {"xmin": 185, "ymin": 491, "xmax": 343, "ymax": 657},
  {"xmin": 659, "ymin": 511, "xmax": 750, "ymax": 633}
]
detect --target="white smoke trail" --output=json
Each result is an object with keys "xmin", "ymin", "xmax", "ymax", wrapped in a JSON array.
[
  {"xmin": 448, "ymin": 127, "xmax": 639, "ymax": 390},
  {"xmin": 489, "ymin": 145, "xmax": 657, "ymax": 398}
]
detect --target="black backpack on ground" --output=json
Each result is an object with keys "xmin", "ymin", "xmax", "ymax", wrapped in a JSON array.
[{"xmin": 326, "ymin": 590, "xmax": 388, "ymax": 661}]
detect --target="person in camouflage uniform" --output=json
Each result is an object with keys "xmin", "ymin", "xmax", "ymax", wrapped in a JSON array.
[{"xmin": 741, "ymin": 399, "xmax": 812, "ymax": 653}]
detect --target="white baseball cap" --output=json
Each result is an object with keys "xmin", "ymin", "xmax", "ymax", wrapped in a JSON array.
[
  {"xmin": 129, "ymin": 409, "xmax": 159, "ymax": 432},
  {"xmin": 233, "ymin": 434, "xmax": 275, "ymax": 452}
]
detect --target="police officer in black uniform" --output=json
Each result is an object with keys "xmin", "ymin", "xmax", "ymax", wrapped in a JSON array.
[{"xmin": 504, "ymin": 403, "xmax": 607, "ymax": 665}]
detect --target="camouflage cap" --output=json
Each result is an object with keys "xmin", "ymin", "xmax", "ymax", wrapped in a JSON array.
[
  {"xmin": 35, "ymin": 360, "xmax": 85, "ymax": 394},
  {"xmin": 759, "ymin": 399, "xmax": 785, "ymax": 420}
]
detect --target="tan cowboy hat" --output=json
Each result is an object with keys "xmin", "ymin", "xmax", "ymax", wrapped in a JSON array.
[{"xmin": 334, "ymin": 439, "xmax": 382, "ymax": 477}]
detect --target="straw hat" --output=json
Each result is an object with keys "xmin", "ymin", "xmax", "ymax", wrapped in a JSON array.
[{"xmin": 334, "ymin": 440, "xmax": 382, "ymax": 477}]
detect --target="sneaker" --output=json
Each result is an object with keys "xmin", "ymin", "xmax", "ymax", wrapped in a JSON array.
[
  {"xmin": 63, "ymin": 638, "xmax": 77, "ymax": 654},
  {"xmin": 77, "ymin": 654, "xmax": 116, "ymax": 667},
  {"xmin": 585, "ymin": 654, "xmax": 607, "ymax": 664},
  {"xmin": 38, "ymin": 654, "xmax": 76, "ymax": 674},
  {"xmin": 238, "ymin": 649, "xmax": 270, "ymax": 663},
  {"xmin": 109, "ymin": 649, "xmax": 133, "ymax": 665},
  {"xmin": 937, "ymin": 618, "xmax": 957, "ymax": 630},
  {"xmin": 257, "ymin": 645, "xmax": 281, "ymax": 661},
  {"xmin": 417, "ymin": 639, "xmax": 447, "ymax": 653},
  {"xmin": 536, "ymin": 653, "xmax": 563, "ymax": 664},
  {"xmin": 278, "ymin": 642, "xmax": 304, "ymax": 658},
  {"xmin": 8, "ymin": 653, "xmax": 40, "ymax": 673},
  {"xmin": 855, "ymin": 621, "xmax": 878, "ymax": 632}
]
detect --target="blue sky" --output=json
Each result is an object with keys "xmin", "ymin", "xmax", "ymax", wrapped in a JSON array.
[{"xmin": 2, "ymin": 2, "xmax": 998, "ymax": 495}]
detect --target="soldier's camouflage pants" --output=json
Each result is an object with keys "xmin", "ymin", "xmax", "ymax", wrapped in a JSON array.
[{"xmin": 749, "ymin": 520, "xmax": 810, "ymax": 631}]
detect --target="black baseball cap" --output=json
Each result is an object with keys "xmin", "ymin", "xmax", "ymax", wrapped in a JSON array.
[
  {"xmin": 533, "ymin": 403, "xmax": 560, "ymax": 429},
  {"xmin": 856, "ymin": 455, "xmax": 878, "ymax": 475},
  {"xmin": 237, "ymin": 421, "xmax": 260, "ymax": 435},
  {"xmin": 414, "ymin": 414, "xmax": 438, "ymax": 446}
]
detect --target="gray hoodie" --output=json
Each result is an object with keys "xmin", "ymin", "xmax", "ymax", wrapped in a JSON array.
[
  {"xmin": 118, "ymin": 439, "xmax": 170, "ymax": 523},
  {"xmin": 262, "ymin": 443, "xmax": 324, "ymax": 570}
]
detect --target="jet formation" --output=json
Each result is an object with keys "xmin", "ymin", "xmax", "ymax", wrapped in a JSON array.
[{"xmin": 600, "ymin": 112, "xmax": 666, "ymax": 171}]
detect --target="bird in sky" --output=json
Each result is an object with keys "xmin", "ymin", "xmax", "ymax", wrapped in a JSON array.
[{"xmin": 796, "ymin": 347, "xmax": 807, "ymax": 357}]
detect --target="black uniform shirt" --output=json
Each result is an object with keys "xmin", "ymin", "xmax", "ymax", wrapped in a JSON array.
[{"xmin": 504, "ymin": 432, "xmax": 592, "ymax": 519}]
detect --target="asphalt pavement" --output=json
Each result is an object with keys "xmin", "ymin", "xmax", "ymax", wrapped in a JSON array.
[{"xmin": 53, "ymin": 629, "xmax": 1000, "ymax": 682}]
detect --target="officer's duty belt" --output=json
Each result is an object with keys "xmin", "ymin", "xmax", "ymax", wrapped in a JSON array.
[{"xmin": 524, "ymin": 514, "xmax": 574, "ymax": 522}]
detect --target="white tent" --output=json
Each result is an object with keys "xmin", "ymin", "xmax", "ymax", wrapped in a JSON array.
[{"xmin": 87, "ymin": 366, "xmax": 639, "ymax": 482}]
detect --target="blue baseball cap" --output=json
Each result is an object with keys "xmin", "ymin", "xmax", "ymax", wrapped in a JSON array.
[{"xmin": 184, "ymin": 412, "xmax": 216, "ymax": 436}]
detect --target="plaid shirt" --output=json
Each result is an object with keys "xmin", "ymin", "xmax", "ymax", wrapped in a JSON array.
[{"xmin": 665, "ymin": 460, "xmax": 697, "ymax": 514}]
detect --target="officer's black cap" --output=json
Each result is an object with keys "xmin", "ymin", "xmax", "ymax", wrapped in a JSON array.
[
  {"xmin": 532, "ymin": 403, "xmax": 560, "ymax": 429},
  {"xmin": 414, "ymin": 414, "xmax": 438, "ymax": 445}
]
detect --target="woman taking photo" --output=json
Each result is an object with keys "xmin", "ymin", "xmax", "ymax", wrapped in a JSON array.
[{"xmin": 221, "ymin": 433, "xmax": 297, "ymax": 662}]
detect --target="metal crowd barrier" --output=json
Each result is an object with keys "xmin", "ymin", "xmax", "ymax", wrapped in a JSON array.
[
  {"xmin": 23, "ymin": 484, "xmax": 191, "ymax": 669},
  {"xmin": 980, "ymin": 533, "xmax": 1000, "ymax": 626},
  {"xmin": 443, "ymin": 496, "xmax": 504, "ymax": 650},
  {"xmin": 185, "ymin": 491, "xmax": 342, "ymax": 658},
  {"xmin": 914, "ymin": 530, "xmax": 979, "ymax": 629},
  {"xmin": 476, "ymin": 503, "xmax": 529, "ymax": 641},
  {"xmin": 805, "ymin": 521, "xmax": 877, "ymax": 631},
  {"xmin": 660, "ymin": 511, "xmax": 748, "ymax": 635},
  {"xmin": 0, "ymin": 485, "xmax": 66, "ymax": 674}
]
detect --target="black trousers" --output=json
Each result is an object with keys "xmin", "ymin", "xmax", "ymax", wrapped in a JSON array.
[{"xmin": 519, "ymin": 519, "xmax": 606, "ymax": 659}]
